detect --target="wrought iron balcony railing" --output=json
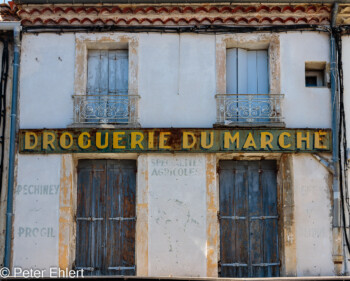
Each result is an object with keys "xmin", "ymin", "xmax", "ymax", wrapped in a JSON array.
[
  {"xmin": 215, "ymin": 94, "xmax": 284, "ymax": 126},
  {"xmin": 73, "ymin": 94, "xmax": 140, "ymax": 126}
]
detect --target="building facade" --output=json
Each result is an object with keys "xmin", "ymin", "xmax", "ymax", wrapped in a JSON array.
[{"xmin": 1, "ymin": 0, "xmax": 350, "ymax": 278}]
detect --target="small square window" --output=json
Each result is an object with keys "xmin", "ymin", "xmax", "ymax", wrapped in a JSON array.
[{"xmin": 305, "ymin": 61, "xmax": 327, "ymax": 87}]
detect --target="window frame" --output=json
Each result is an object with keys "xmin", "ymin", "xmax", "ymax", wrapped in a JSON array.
[
  {"xmin": 215, "ymin": 34, "xmax": 283, "ymax": 127},
  {"xmin": 73, "ymin": 34, "xmax": 139, "ymax": 127},
  {"xmin": 216, "ymin": 34, "xmax": 280, "ymax": 96}
]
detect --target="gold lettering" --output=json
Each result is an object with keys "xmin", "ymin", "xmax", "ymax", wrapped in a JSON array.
[
  {"xmin": 131, "ymin": 132, "xmax": 144, "ymax": 149},
  {"xmin": 297, "ymin": 132, "xmax": 310, "ymax": 149},
  {"xmin": 261, "ymin": 132, "xmax": 273, "ymax": 149},
  {"xmin": 315, "ymin": 131, "xmax": 327, "ymax": 149},
  {"xmin": 243, "ymin": 133, "xmax": 257, "ymax": 149},
  {"xmin": 59, "ymin": 132, "xmax": 73, "ymax": 149},
  {"xmin": 148, "ymin": 132, "xmax": 154, "ymax": 149},
  {"xmin": 224, "ymin": 132, "xmax": 239, "ymax": 149},
  {"xmin": 96, "ymin": 132, "xmax": 109, "ymax": 149},
  {"xmin": 200, "ymin": 132, "xmax": 214, "ymax": 149},
  {"xmin": 113, "ymin": 132, "xmax": 125, "ymax": 149},
  {"xmin": 43, "ymin": 132, "xmax": 55, "ymax": 150},
  {"xmin": 78, "ymin": 132, "xmax": 91, "ymax": 149},
  {"xmin": 183, "ymin": 132, "xmax": 196, "ymax": 149},
  {"xmin": 25, "ymin": 132, "xmax": 38, "ymax": 150},
  {"xmin": 159, "ymin": 132, "xmax": 171, "ymax": 149},
  {"xmin": 278, "ymin": 132, "xmax": 291, "ymax": 149}
]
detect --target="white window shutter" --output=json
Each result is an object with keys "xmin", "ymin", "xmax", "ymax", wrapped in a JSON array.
[
  {"xmin": 226, "ymin": 48, "xmax": 238, "ymax": 95},
  {"xmin": 226, "ymin": 48, "xmax": 269, "ymax": 95},
  {"xmin": 87, "ymin": 50, "xmax": 101, "ymax": 94},
  {"xmin": 87, "ymin": 50, "xmax": 128, "ymax": 95},
  {"xmin": 256, "ymin": 50, "xmax": 269, "ymax": 94},
  {"xmin": 115, "ymin": 50, "xmax": 128, "ymax": 95},
  {"xmin": 237, "ymin": 48, "xmax": 248, "ymax": 94}
]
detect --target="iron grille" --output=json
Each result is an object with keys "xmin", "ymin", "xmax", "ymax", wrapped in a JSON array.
[
  {"xmin": 215, "ymin": 94, "xmax": 284, "ymax": 125},
  {"xmin": 73, "ymin": 94, "xmax": 140, "ymax": 125}
]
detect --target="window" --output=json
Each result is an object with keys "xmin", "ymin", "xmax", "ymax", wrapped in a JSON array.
[
  {"xmin": 226, "ymin": 48, "xmax": 269, "ymax": 95},
  {"xmin": 222, "ymin": 48, "xmax": 279, "ymax": 124},
  {"xmin": 87, "ymin": 50, "xmax": 128, "ymax": 95},
  {"xmin": 73, "ymin": 48, "xmax": 140, "ymax": 125},
  {"xmin": 305, "ymin": 61, "xmax": 326, "ymax": 87},
  {"xmin": 85, "ymin": 50, "xmax": 128, "ymax": 123}
]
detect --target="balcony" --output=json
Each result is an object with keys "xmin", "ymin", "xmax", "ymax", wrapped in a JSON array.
[
  {"xmin": 215, "ymin": 94, "xmax": 284, "ymax": 126},
  {"xmin": 72, "ymin": 94, "xmax": 140, "ymax": 127}
]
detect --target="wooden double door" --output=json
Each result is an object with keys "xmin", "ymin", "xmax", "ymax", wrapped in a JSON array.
[
  {"xmin": 219, "ymin": 160, "xmax": 279, "ymax": 278},
  {"xmin": 75, "ymin": 160, "xmax": 136, "ymax": 276}
]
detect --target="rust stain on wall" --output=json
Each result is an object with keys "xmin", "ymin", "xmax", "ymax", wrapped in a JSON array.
[
  {"xmin": 206, "ymin": 154, "xmax": 218, "ymax": 277},
  {"xmin": 279, "ymin": 154, "xmax": 297, "ymax": 276},
  {"xmin": 59, "ymin": 155, "xmax": 74, "ymax": 271},
  {"xmin": 136, "ymin": 155, "xmax": 149, "ymax": 276}
]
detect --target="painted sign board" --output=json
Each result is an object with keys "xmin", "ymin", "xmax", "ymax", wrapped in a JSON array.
[{"xmin": 18, "ymin": 128, "xmax": 331, "ymax": 154}]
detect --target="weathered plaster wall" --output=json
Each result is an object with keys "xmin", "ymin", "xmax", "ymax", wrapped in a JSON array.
[
  {"xmin": 12, "ymin": 155, "xmax": 61, "ymax": 275},
  {"xmin": 19, "ymin": 34, "xmax": 75, "ymax": 129},
  {"xmin": 292, "ymin": 154, "xmax": 333, "ymax": 276},
  {"xmin": 148, "ymin": 154, "xmax": 207, "ymax": 277},
  {"xmin": 280, "ymin": 32, "xmax": 331, "ymax": 128},
  {"xmin": 18, "ymin": 32, "xmax": 332, "ymax": 129},
  {"xmin": 139, "ymin": 34, "xmax": 216, "ymax": 127}
]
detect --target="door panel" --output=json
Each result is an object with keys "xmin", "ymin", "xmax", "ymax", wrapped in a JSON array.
[
  {"xmin": 105, "ymin": 160, "xmax": 136, "ymax": 276},
  {"xmin": 76, "ymin": 160, "xmax": 136, "ymax": 276},
  {"xmin": 219, "ymin": 160, "xmax": 279, "ymax": 278}
]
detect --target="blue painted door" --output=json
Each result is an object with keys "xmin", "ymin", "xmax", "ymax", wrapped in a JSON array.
[
  {"xmin": 219, "ymin": 160, "xmax": 279, "ymax": 277},
  {"xmin": 75, "ymin": 160, "xmax": 136, "ymax": 276}
]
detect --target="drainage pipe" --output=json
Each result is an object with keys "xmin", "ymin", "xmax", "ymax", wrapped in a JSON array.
[
  {"xmin": 2, "ymin": 21, "xmax": 21, "ymax": 269},
  {"xmin": 331, "ymin": 3, "xmax": 340, "ymax": 228}
]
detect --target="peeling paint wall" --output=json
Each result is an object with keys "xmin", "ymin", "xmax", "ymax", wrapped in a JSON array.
[
  {"xmin": 12, "ymin": 155, "xmax": 61, "ymax": 275},
  {"xmin": 280, "ymin": 32, "xmax": 331, "ymax": 128},
  {"xmin": 19, "ymin": 34, "xmax": 75, "ymax": 128},
  {"xmin": 148, "ymin": 154, "xmax": 207, "ymax": 277},
  {"xmin": 292, "ymin": 154, "xmax": 333, "ymax": 276},
  {"xmin": 18, "ymin": 32, "xmax": 333, "ymax": 129}
]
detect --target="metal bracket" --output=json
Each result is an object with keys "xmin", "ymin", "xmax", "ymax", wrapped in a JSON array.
[
  {"xmin": 108, "ymin": 217, "xmax": 136, "ymax": 221},
  {"xmin": 76, "ymin": 217, "xmax": 103, "ymax": 222},
  {"xmin": 311, "ymin": 153, "xmax": 335, "ymax": 175}
]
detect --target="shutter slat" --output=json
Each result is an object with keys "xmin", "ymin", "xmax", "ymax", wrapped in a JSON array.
[
  {"xmin": 257, "ymin": 50, "xmax": 269, "ymax": 95},
  {"xmin": 87, "ymin": 51, "xmax": 101, "ymax": 94},
  {"xmin": 108, "ymin": 51, "xmax": 117, "ymax": 95},
  {"xmin": 226, "ymin": 48, "xmax": 238, "ymax": 95},
  {"xmin": 247, "ymin": 51, "xmax": 258, "ymax": 94},
  {"xmin": 99, "ymin": 50, "xmax": 109, "ymax": 95},
  {"xmin": 115, "ymin": 50, "xmax": 128, "ymax": 95},
  {"xmin": 237, "ymin": 49, "xmax": 248, "ymax": 94}
]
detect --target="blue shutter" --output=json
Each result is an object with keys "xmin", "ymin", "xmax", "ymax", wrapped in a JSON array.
[
  {"xmin": 219, "ymin": 160, "xmax": 279, "ymax": 278},
  {"xmin": 76, "ymin": 160, "xmax": 136, "ymax": 276}
]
